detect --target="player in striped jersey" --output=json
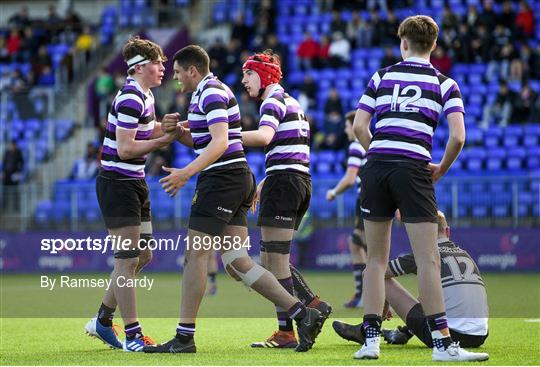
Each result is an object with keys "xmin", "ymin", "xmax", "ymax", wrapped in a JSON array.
[
  {"xmin": 333, "ymin": 211, "xmax": 489, "ymax": 349},
  {"xmin": 86, "ymin": 36, "xmax": 179, "ymax": 352},
  {"xmin": 352, "ymin": 16, "xmax": 488, "ymax": 361},
  {"xmin": 326, "ymin": 111, "xmax": 367, "ymax": 308},
  {"xmin": 240, "ymin": 50, "xmax": 331, "ymax": 349},
  {"xmin": 144, "ymin": 45, "xmax": 324, "ymax": 354}
]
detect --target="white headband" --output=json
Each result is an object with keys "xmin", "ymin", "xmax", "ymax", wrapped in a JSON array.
[{"xmin": 127, "ymin": 55, "xmax": 150, "ymax": 70}]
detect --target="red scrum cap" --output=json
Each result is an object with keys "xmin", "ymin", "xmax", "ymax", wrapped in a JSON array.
[{"xmin": 242, "ymin": 52, "xmax": 282, "ymax": 90}]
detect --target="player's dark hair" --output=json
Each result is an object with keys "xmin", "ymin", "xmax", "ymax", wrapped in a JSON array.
[
  {"xmin": 173, "ymin": 45, "xmax": 210, "ymax": 75},
  {"xmin": 122, "ymin": 36, "xmax": 166, "ymax": 76},
  {"xmin": 397, "ymin": 15, "xmax": 439, "ymax": 54}
]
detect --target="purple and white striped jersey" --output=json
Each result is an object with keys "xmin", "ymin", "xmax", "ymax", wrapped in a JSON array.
[
  {"xmin": 188, "ymin": 73, "xmax": 245, "ymax": 170},
  {"xmin": 259, "ymin": 85, "xmax": 310, "ymax": 175},
  {"xmin": 347, "ymin": 140, "xmax": 367, "ymax": 168},
  {"xmin": 101, "ymin": 77, "xmax": 155, "ymax": 178},
  {"xmin": 357, "ymin": 57, "xmax": 465, "ymax": 162}
]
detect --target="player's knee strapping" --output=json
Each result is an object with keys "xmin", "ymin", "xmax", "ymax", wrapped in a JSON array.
[
  {"xmin": 221, "ymin": 249, "xmax": 266, "ymax": 287},
  {"xmin": 259, "ymin": 240, "xmax": 291, "ymax": 254},
  {"xmin": 138, "ymin": 233, "xmax": 153, "ymax": 249},
  {"xmin": 350, "ymin": 232, "xmax": 366, "ymax": 249}
]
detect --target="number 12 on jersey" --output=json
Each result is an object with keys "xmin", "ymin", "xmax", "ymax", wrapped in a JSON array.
[{"xmin": 390, "ymin": 84, "xmax": 421, "ymax": 113}]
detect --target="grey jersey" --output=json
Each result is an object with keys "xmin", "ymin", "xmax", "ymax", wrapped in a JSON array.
[{"xmin": 389, "ymin": 238, "xmax": 489, "ymax": 335}]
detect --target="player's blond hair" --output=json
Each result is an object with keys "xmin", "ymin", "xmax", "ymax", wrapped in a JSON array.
[
  {"xmin": 437, "ymin": 210, "xmax": 448, "ymax": 234},
  {"xmin": 122, "ymin": 36, "xmax": 167, "ymax": 75},
  {"xmin": 397, "ymin": 15, "xmax": 439, "ymax": 54}
]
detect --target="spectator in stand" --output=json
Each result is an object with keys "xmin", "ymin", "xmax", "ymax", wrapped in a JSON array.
[
  {"xmin": 470, "ymin": 24, "xmax": 492, "ymax": 62},
  {"xmin": 231, "ymin": 13, "xmax": 253, "ymax": 46},
  {"xmin": 487, "ymin": 43, "xmax": 517, "ymax": 81},
  {"xmin": 8, "ymin": 6, "xmax": 31, "ymax": 29},
  {"xmin": 75, "ymin": 25, "xmax": 95, "ymax": 62},
  {"xmin": 20, "ymin": 27, "xmax": 39, "ymax": 63},
  {"xmin": 382, "ymin": 10, "xmax": 400, "ymax": 45},
  {"xmin": 529, "ymin": 93, "xmax": 540, "ymax": 122},
  {"xmin": 370, "ymin": 10, "xmax": 385, "ymax": 46},
  {"xmin": 441, "ymin": 5, "xmax": 459, "ymax": 33},
  {"xmin": 513, "ymin": 82, "xmax": 539, "ymax": 123},
  {"xmin": 481, "ymin": 80, "xmax": 516, "ymax": 129},
  {"xmin": 367, "ymin": 0, "xmax": 387, "ymax": 13},
  {"xmin": 223, "ymin": 39, "xmax": 241, "ymax": 76},
  {"xmin": 515, "ymin": 0, "xmax": 535, "ymax": 40},
  {"xmin": 477, "ymin": 0, "xmax": 497, "ymax": 33},
  {"xmin": 465, "ymin": 5, "xmax": 479, "ymax": 29},
  {"xmin": 6, "ymin": 29, "xmax": 22, "ymax": 61},
  {"xmin": 241, "ymin": 113, "xmax": 258, "ymax": 132},
  {"xmin": 317, "ymin": 35, "xmax": 331, "ymax": 68},
  {"xmin": 329, "ymin": 32, "xmax": 351, "ymax": 67},
  {"xmin": 70, "ymin": 143, "xmax": 99, "ymax": 180},
  {"xmin": 46, "ymin": 4, "xmax": 63, "ymax": 39},
  {"xmin": 347, "ymin": 11, "xmax": 372, "ymax": 48},
  {"xmin": 498, "ymin": 1, "xmax": 516, "ymax": 34},
  {"xmin": 9, "ymin": 69, "xmax": 28, "ymax": 93},
  {"xmin": 95, "ymin": 67, "xmax": 115, "ymax": 118},
  {"xmin": 146, "ymin": 145, "xmax": 173, "ymax": 177},
  {"xmin": 297, "ymin": 32, "xmax": 319, "ymax": 70},
  {"xmin": 380, "ymin": 46, "xmax": 399, "ymax": 67},
  {"xmin": 65, "ymin": 7, "xmax": 83, "ymax": 35},
  {"xmin": 301, "ymin": 74, "xmax": 318, "ymax": 110},
  {"xmin": 431, "ymin": 46, "xmax": 452, "ymax": 75},
  {"xmin": 330, "ymin": 10, "xmax": 347, "ymax": 35},
  {"xmin": 451, "ymin": 23, "xmax": 473, "ymax": 63},
  {"xmin": 37, "ymin": 65, "xmax": 55, "ymax": 86},
  {"xmin": 0, "ymin": 36, "xmax": 9, "ymax": 63},
  {"xmin": 208, "ymin": 38, "xmax": 227, "ymax": 76},
  {"xmin": 322, "ymin": 88, "xmax": 346, "ymax": 150},
  {"xmin": 530, "ymin": 45, "xmax": 540, "ymax": 80},
  {"xmin": 0, "ymin": 70, "xmax": 11, "ymax": 92},
  {"xmin": 2, "ymin": 140, "xmax": 24, "ymax": 211}
]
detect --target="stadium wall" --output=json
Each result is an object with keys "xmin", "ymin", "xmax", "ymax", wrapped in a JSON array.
[{"xmin": 1, "ymin": 227, "xmax": 538, "ymax": 273}]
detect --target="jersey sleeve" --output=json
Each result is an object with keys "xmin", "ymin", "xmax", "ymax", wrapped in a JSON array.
[
  {"xmin": 115, "ymin": 93, "xmax": 144, "ymax": 129},
  {"xmin": 356, "ymin": 70, "xmax": 381, "ymax": 114},
  {"xmin": 440, "ymin": 78, "xmax": 465, "ymax": 117},
  {"xmin": 259, "ymin": 96, "xmax": 286, "ymax": 131},
  {"xmin": 347, "ymin": 141, "xmax": 367, "ymax": 168},
  {"xmin": 389, "ymin": 253, "xmax": 417, "ymax": 276},
  {"xmin": 199, "ymin": 86, "xmax": 229, "ymax": 126}
]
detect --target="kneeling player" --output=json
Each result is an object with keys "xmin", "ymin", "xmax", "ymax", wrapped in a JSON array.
[
  {"xmin": 333, "ymin": 211, "xmax": 489, "ymax": 348},
  {"xmin": 326, "ymin": 111, "xmax": 367, "ymax": 308}
]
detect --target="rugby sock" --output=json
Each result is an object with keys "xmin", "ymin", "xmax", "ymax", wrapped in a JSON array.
[
  {"xmin": 97, "ymin": 303, "xmax": 115, "ymax": 327},
  {"xmin": 125, "ymin": 322, "xmax": 142, "ymax": 341},
  {"xmin": 290, "ymin": 265, "xmax": 316, "ymax": 305},
  {"xmin": 176, "ymin": 323, "xmax": 195, "ymax": 343},
  {"xmin": 277, "ymin": 277, "xmax": 294, "ymax": 332},
  {"xmin": 287, "ymin": 302, "xmax": 307, "ymax": 321},
  {"xmin": 427, "ymin": 312, "xmax": 453, "ymax": 351},
  {"xmin": 362, "ymin": 314, "xmax": 382, "ymax": 341},
  {"xmin": 353, "ymin": 263, "xmax": 366, "ymax": 298}
]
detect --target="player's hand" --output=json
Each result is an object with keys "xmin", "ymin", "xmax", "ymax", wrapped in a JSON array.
[
  {"xmin": 250, "ymin": 179, "xmax": 265, "ymax": 213},
  {"xmin": 161, "ymin": 113, "xmax": 180, "ymax": 134},
  {"xmin": 428, "ymin": 163, "xmax": 446, "ymax": 183},
  {"xmin": 160, "ymin": 166, "xmax": 191, "ymax": 197},
  {"xmin": 326, "ymin": 189, "xmax": 336, "ymax": 201}
]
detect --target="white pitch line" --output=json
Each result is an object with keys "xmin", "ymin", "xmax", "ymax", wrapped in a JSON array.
[{"xmin": 524, "ymin": 319, "xmax": 540, "ymax": 322}]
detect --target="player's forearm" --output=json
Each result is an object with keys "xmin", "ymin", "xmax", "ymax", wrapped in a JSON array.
[
  {"xmin": 241, "ymin": 130, "xmax": 272, "ymax": 147},
  {"xmin": 177, "ymin": 128, "xmax": 194, "ymax": 148},
  {"xmin": 439, "ymin": 134, "xmax": 465, "ymax": 173},
  {"xmin": 117, "ymin": 135, "xmax": 171, "ymax": 160},
  {"xmin": 333, "ymin": 174, "xmax": 356, "ymax": 194},
  {"xmin": 184, "ymin": 137, "xmax": 228, "ymax": 176},
  {"xmin": 150, "ymin": 122, "xmax": 165, "ymax": 139}
]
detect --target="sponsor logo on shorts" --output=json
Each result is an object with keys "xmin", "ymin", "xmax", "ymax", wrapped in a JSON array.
[
  {"xmin": 360, "ymin": 206, "xmax": 371, "ymax": 213},
  {"xmin": 192, "ymin": 190, "xmax": 198, "ymax": 206},
  {"xmin": 217, "ymin": 206, "xmax": 233, "ymax": 214},
  {"xmin": 275, "ymin": 215, "xmax": 293, "ymax": 221}
]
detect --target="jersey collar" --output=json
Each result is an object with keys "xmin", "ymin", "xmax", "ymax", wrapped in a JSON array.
[
  {"xmin": 403, "ymin": 56, "xmax": 432, "ymax": 66},
  {"xmin": 195, "ymin": 72, "xmax": 215, "ymax": 93}
]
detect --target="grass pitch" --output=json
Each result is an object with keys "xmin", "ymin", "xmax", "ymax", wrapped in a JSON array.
[{"xmin": 1, "ymin": 272, "xmax": 539, "ymax": 365}]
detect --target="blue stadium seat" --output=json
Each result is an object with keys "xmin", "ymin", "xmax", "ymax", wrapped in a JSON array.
[
  {"xmin": 506, "ymin": 147, "xmax": 526, "ymax": 170},
  {"xmin": 492, "ymin": 204, "xmax": 510, "ymax": 217}
]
